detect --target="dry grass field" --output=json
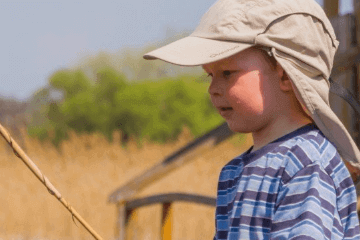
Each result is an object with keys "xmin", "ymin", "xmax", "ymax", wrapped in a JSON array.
[
  {"xmin": 0, "ymin": 126, "xmax": 254, "ymax": 240},
  {"xmin": 2, "ymin": 125, "xmax": 360, "ymax": 240}
]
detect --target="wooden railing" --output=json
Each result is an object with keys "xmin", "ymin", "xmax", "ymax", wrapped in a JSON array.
[
  {"xmin": 108, "ymin": 123, "xmax": 234, "ymax": 204},
  {"xmin": 115, "ymin": 193, "xmax": 216, "ymax": 240}
]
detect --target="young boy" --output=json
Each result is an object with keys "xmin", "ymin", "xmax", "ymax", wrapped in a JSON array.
[{"xmin": 143, "ymin": 0, "xmax": 360, "ymax": 239}]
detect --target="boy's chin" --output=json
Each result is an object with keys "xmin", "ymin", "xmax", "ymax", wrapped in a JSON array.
[{"xmin": 225, "ymin": 121, "xmax": 252, "ymax": 134}]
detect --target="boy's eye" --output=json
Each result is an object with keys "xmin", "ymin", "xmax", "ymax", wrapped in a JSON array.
[
  {"xmin": 204, "ymin": 71, "xmax": 234, "ymax": 79},
  {"xmin": 223, "ymin": 71, "xmax": 232, "ymax": 77}
]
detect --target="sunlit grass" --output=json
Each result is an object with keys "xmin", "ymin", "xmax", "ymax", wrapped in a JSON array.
[{"xmin": 0, "ymin": 126, "xmax": 253, "ymax": 240}]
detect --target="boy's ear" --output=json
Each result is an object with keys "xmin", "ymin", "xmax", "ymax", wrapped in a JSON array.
[{"xmin": 276, "ymin": 63, "xmax": 293, "ymax": 92}]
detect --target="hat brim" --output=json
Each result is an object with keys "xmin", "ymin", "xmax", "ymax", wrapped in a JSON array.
[{"xmin": 143, "ymin": 36, "xmax": 254, "ymax": 66}]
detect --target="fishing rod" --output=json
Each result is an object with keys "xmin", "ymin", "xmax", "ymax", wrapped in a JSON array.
[{"xmin": 0, "ymin": 123, "xmax": 104, "ymax": 240}]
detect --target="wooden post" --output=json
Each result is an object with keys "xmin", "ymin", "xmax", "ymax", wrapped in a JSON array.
[
  {"xmin": 161, "ymin": 202, "xmax": 173, "ymax": 240},
  {"xmin": 355, "ymin": 0, "xmax": 360, "ymax": 146},
  {"xmin": 329, "ymin": 14, "xmax": 358, "ymax": 144},
  {"xmin": 355, "ymin": 0, "xmax": 360, "ymax": 43},
  {"xmin": 116, "ymin": 202, "xmax": 126, "ymax": 240},
  {"xmin": 324, "ymin": 0, "xmax": 339, "ymax": 18}
]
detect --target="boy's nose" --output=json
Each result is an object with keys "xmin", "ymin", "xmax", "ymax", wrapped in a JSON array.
[{"xmin": 208, "ymin": 78, "xmax": 223, "ymax": 97}]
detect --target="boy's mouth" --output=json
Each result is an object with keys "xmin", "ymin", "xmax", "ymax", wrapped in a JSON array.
[
  {"xmin": 220, "ymin": 107, "xmax": 233, "ymax": 111},
  {"xmin": 218, "ymin": 107, "xmax": 233, "ymax": 118}
]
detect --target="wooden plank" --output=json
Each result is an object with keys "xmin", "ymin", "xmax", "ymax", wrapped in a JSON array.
[
  {"xmin": 115, "ymin": 202, "xmax": 126, "ymax": 240},
  {"xmin": 108, "ymin": 122, "xmax": 235, "ymax": 203},
  {"xmin": 329, "ymin": 14, "xmax": 358, "ymax": 142},
  {"xmin": 352, "ymin": 0, "xmax": 360, "ymax": 195},
  {"xmin": 355, "ymin": 0, "xmax": 360, "ymax": 91},
  {"xmin": 330, "ymin": 13, "xmax": 359, "ymax": 79},
  {"xmin": 125, "ymin": 193, "xmax": 216, "ymax": 210},
  {"xmin": 324, "ymin": 0, "xmax": 339, "ymax": 18},
  {"xmin": 356, "ymin": 0, "xmax": 360, "ymax": 43},
  {"xmin": 331, "ymin": 46, "xmax": 360, "ymax": 77},
  {"xmin": 330, "ymin": 15, "xmax": 356, "ymax": 54},
  {"xmin": 354, "ymin": 0, "xmax": 360, "ymax": 146},
  {"xmin": 161, "ymin": 203, "xmax": 173, "ymax": 240}
]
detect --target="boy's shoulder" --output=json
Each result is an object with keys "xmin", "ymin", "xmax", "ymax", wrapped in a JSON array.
[
  {"xmin": 224, "ymin": 123, "xmax": 348, "ymax": 187},
  {"xmin": 276, "ymin": 124, "xmax": 343, "ymax": 185}
]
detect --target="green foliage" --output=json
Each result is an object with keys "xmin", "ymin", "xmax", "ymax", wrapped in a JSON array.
[
  {"xmin": 27, "ymin": 66, "xmax": 223, "ymax": 148},
  {"xmin": 112, "ymin": 75, "xmax": 222, "ymax": 145},
  {"xmin": 49, "ymin": 70, "xmax": 92, "ymax": 98},
  {"xmin": 26, "ymin": 88, "xmax": 52, "ymax": 141}
]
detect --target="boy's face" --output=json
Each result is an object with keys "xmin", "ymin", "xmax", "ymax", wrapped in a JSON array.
[{"xmin": 202, "ymin": 47, "xmax": 287, "ymax": 133}]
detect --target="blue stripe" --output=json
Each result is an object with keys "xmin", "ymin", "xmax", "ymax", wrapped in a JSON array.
[
  {"xmin": 276, "ymin": 196, "xmax": 321, "ymax": 211},
  {"xmin": 237, "ymin": 225, "xmax": 271, "ymax": 234},
  {"xmin": 287, "ymin": 151, "xmax": 303, "ymax": 170},
  {"xmin": 273, "ymin": 219, "xmax": 326, "ymax": 237},
  {"xmin": 319, "ymin": 138, "xmax": 329, "ymax": 154}
]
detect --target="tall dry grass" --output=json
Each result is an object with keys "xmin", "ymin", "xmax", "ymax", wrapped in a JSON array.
[{"xmin": 0, "ymin": 126, "xmax": 253, "ymax": 240}]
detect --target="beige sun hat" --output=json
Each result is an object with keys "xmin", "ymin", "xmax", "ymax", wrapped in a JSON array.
[{"xmin": 143, "ymin": 0, "xmax": 360, "ymax": 174}]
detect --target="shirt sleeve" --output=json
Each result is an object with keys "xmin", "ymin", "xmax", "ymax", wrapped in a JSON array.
[{"xmin": 270, "ymin": 163, "xmax": 341, "ymax": 240}]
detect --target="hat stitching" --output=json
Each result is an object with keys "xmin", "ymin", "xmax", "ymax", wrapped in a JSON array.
[
  {"xmin": 210, "ymin": 45, "xmax": 242, "ymax": 58},
  {"xmin": 235, "ymin": 0, "xmax": 268, "ymax": 19},
  {"xmin": 258, "ymin": 12, "xmax": 338, "ymax": 49}
]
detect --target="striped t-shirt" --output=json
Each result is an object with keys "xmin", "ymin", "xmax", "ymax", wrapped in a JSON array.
[{"xmin": 214, "ymin": 123, "xmax": 360, "ymax": 240}]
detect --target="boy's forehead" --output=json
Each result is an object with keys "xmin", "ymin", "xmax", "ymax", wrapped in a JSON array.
[
  {"xmin": 202, "ymin": 58, "xmax": 232, "ymax": 71},
  {"xmin": 202, "ymin": 47, "xmax": 260, "ymax": 71}
]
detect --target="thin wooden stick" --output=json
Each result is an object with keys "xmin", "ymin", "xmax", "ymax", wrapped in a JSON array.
[{"xmin": 0, "ymin": 123, "xmax": 104, "ymax": 240}]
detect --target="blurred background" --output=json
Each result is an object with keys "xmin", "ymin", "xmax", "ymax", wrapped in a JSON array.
[
  {"xmin": 0, "ymin": 0, "xmax": 353, "ymax": 101},
  {"xmin": 0, "ymin": 0, "xmax": 357, "ymax": 240}
]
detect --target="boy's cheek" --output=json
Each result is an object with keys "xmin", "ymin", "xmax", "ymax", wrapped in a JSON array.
[{"xmin": 209, "ymin": 97, "xmax": 217, "ymax": 108}]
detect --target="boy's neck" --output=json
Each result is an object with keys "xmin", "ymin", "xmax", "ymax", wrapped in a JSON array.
[{"xmin": 250, "ymin": 117, "xmax": 314, "ymax": 153}]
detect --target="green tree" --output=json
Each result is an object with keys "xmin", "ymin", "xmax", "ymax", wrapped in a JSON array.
[{"xmin": 27, "ymin": 66, "xmax": 223, "ymax": 148}]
